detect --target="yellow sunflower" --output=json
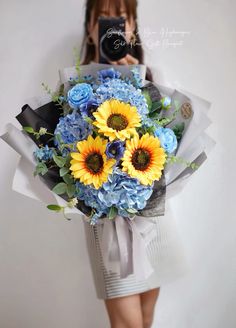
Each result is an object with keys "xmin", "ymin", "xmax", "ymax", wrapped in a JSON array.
[
  {"xmin": 93, "ymin": 99, "xmax": 141, "ymax": 141},
  {"xmin": 69, "ymin": 135, "xmax": 116, "ymax": 189},
  {"xmin": 121, "ymin": 133, "xmax": 167, "ymax": 185}
]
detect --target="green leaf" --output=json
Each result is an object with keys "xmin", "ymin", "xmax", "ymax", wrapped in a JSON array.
[
  {"xmin": 126, "ymin": 208, "xmax": 138, "ymax": 214},
  {"xmin": 173, "ymin": 122, "xmax": 185, "ymax": 141},
  {"xmin": 142, "ymin": 90, "xmax": 152, "ymax": 110},
  {"xmin": 58, "ymin": 84, "xmax": 64, "ymax": 97},
  {"xmin": 54, "ymin": 133, "xmax": 63, "ymax": 145},
  {"xmin": 148, "ymin": 111, "xmax": 161, "ymax": 119},
  {"xmin": 53, "ymin": 154, "xmax": 67, "ymax": 168},
  {"xmin": 65, "ymin": 155, "xmax": 72, "ymax": 167},
  {"xmin": 47, "ymin": 204, "xmax": 63, "ymax": 212},
  {"xmin": 52, "ymin": 182, "xmax": 67, "ymax": 195},
  {"xmin": 23, "ymin": 126, "xmax": 34, "ymax": 134},
  {"xmin": 150, "ymin": 101, "xmax": 162, "ymax": 113},
  {"xmin": 63, "ymin": 174, "xmax": 74, "ymax": 185},
  {"xmin": 66, "ymin": 184, "xmax": 76, "ymax": 198},
  {"xmin": 59, "ymin": 167, "xmax": 69, "ymax": 177},
  {"xmin": 34, "ymin": 162, "xmax": 48, "ymax": 176},
  {"xmin": 108, "ymin": 206, "xmax": 118, "ymax": 220}
]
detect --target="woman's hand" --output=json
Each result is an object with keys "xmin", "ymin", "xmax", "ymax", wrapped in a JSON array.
[{"xmin": 109, "ymin": 54, "xmax": 139, "ymax": 65}]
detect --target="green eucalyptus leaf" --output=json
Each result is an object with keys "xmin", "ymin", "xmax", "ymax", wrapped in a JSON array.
[
  {"xmin": 66, "ymin": 184, "xmax": 76, "ymax": 198},
  {"xmin": 108, "ymin": 206, "xmax": 118, "ymax": 220},
  {"xmin": 52, "ymin": 182, "xmax": 67, "ymax": 195},
  {"xmin": 47, "ymin": 204, "xmax": 63, "ymax": 212},
  {"xmin": 59, "ymin": 167, "xmax": 69, "ymax": 177},
  {"xmin": 53, "ymin": 154, "xmax": 67, "ymax": 168},
  {"xmin": 150, "ymin": 100, "xmax": 162, "ymax": 113},
  {"xmin": 148, "ymin": 111, "xmax": 161, "ymax": 120},
  {"xmin": 63, "ymin": 174, "xmax": 74, "ymax": 185},
  {"xmin": 23, "ymin": 126, "xmax": 34, "ymax": 134},
  {"xmin": 173, "ymin": 122, "xmax": 185, "ymax": 141},
  {"xmin": 142, "ymin": 90, "xmax": 152, "ymax": 110},
  {"xmin": 126, "ymin": 208, "xmax": 138, "ymax": 214},
  {"xmin": 65, "ymin": 155, "xmax": 72, "ymax": 167},
  {"xmin": 33, "ymin": 162, "xmax": 48, "ymax": 176}
]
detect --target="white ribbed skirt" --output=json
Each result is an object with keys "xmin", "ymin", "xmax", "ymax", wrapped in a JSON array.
[{"xmin": 82, "ymin": 203, "xmax": 189, "ymax": 299}]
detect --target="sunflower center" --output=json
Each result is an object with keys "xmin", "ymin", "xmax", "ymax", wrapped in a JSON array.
[
  {"xmin": 107, "ymin": 114, "xmax": 128, "ymax": 131},
  {"xmin": 131, "ymin": 148, "xmax": 151, "ymax": 171},
  {"xmin": 85, "ymin": 152, "xmax": 104, "ymax": 174}
]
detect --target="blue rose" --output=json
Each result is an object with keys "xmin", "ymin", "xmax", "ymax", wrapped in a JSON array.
[
  {"xmin": 154, "ymin": 127, "xmax": 177, "ymax": 153},
  {"xmin": 67, "ymin": 83, "xmax": 93, "ymax": 109}
]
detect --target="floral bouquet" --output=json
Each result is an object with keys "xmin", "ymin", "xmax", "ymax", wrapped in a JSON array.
[
  {"xmin": 1, "ymin": 62, "xmax": 215, "ymax": 225},
  {"xmin": 0, "ymin": 61, "xmax": 215, "ymax": 279}
]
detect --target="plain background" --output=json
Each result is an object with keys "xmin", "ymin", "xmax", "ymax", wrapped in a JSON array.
[{"xmin": 0, "ymin": 0, "xmax": 235, "ymax": 327}]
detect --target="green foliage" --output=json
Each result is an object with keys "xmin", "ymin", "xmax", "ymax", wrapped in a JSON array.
[
  {"xmin": 59, "ymin": 167, "xmax": 69, "ymax": 177},
  {"xmin": 154, "ymin": 106, "xmax": 180, "ymax": 127},
  {"xmin": 142, "ymin": 90, "xmax": 152, "ymax": 111},
  {"xmin": 126, "ymin": 208, "xmax": 137, "ymax": 214},
  {"xmin": 46, "ymin": 202, "xmax": 76, "ymax": 221},
  {"xmin": 108, "ymin": 206, "xmax": 118, "ymax": 220},
  {"xmin": 148, "ymin": 104, "xmax": 162, "ymax": 119},
  {"xmin": 23, "ymin": 126, "xmax": 34, "ymax": 133},
  {"xmin": 52, "ymin": 182, "xmax": 67, "ymax": 195},
  {"xmin": 143, "ymin": 90, "xmax": 163, "ymax": 120},
  {"xmin": 54, "ymin": 134, "xmax": 74, "ymax": 154},
  {"xmin": 66, "ymin": 184, "xmax": 76, "ymax": 198},
  {"xmin": 172, "ymin": 122, "xmax": 185, "ymax": 141},
  {"xmin": 47, "ymin": 204, "xmax": 63, "ymax": 212},
  {"xmin": 34, "ymin": 162, "xmax": 48, "ymax": 176},
  {"xmin": 166, "ymin": 155, "xmax": 200, "ymax": 170},
  {"xmin": 153, "ymin": 100, "xmax": 181, "ymax": 126},
  {"xmin": 52, "ymin": 154, "xmax": 67, "ymax": 168},
  {"xmin": 62, "ymin": 174, "xmax": 74, "ymax": 185},
  {"xmin": 23, "ymin": 126, "xmax": 54, "ymax": 140},
  {"xmin": 41, "ymin": 82, "xmax": 64, "ymax": 110}
]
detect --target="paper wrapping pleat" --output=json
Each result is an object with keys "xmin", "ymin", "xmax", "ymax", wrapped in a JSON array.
[{"xmin": 85, "ymin": 214, "xmax": 157, "ymax": 280}]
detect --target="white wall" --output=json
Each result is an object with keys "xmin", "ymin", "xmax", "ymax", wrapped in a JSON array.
[{"xmin": 0, "ymin": 0, "xmax": 235, "ymax": 327}]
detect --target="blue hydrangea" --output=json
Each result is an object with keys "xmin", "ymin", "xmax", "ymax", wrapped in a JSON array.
[
  {"xmin": 75, "ymin": 168, "xmax": 153, "ymax": 221},
  {"xmin": 67, "ymin": 83, "xmax": 93, "ymax": 109},
  {"xmin": 33, "ymin": 145, "xmax": 53, "ymax": 161},
  {"xmin": 130, "ymin": 67, "xmax": 143, "ymax": 88},
  {"xmin": 97, "ymin": 68, "xmax": 122, "ymax": 82},
  {"xmin": 154, "ymin": 127, "xmax": 177, "ymax": 153},
  {"xmin": 141, "ymin": 116, "xmax": 161, "ymax": 130},
  {"xmin": 95, "ymin": 78, "xmax": 149, "ymax": 118},
  {"xmin": 54, "ymin": 111, "xmax": 92, "ymax": 155}
]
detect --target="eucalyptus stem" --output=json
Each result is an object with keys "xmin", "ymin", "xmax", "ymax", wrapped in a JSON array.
[{"xmin": 166, "ymin": 154, "xmax": 200, "ymax": 170}]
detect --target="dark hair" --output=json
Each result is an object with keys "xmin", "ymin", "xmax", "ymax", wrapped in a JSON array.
[{"xmin": 80, "ymin": 0, "xmax": 154, "ymax": 82}]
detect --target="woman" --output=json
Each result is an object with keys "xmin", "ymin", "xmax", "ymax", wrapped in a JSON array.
[
  {"xmin": 80, "ymin": 0, "xmax": 153, "ymax": 82},
  {"xmin": 79, "ymin": 1, "xmax": 188, "ymax": 327}
]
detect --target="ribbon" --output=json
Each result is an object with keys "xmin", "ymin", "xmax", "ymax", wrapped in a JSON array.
[{"xmin": 97, "ymin": 215, "xmax": 157, "ymax": 281}]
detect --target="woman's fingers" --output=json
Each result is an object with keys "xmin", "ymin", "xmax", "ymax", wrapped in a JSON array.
[
  {"xmin": 117, "ymin": 57, "xmax": 129, "ymax": 65},
  {"xmin": 125, "ymin": 54, "xmax": 139, "ymax": 65},
  {"xmin": 109, "ymin": 60, "xmax": 118, "ymax": 65},
  {"xmin": 108, "ymin": 54, "xmax": 139, "ymax": 65}
]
